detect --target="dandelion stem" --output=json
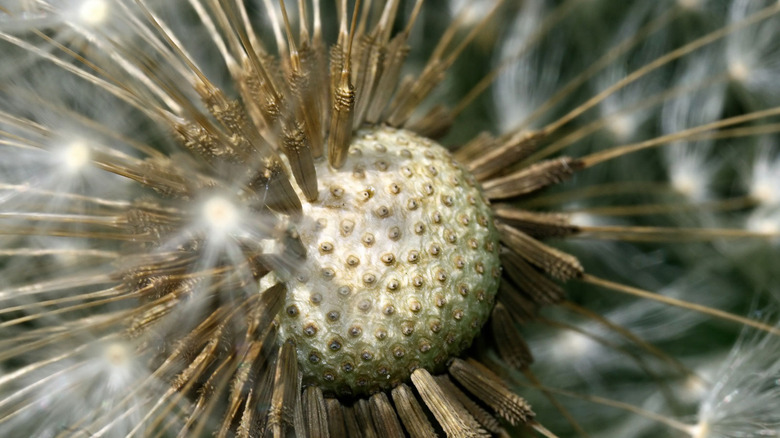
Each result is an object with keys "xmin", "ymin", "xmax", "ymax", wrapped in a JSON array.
[
  {"xmin": 520, "ymin": 5, "xmax": 682, "ymax": 132},
  {"xmin": 451, "ymin": 0, "xmax": 580, "ymax": 119},
  {"xmin": 541, "ymin": 317, "xmax": 686, "ymax": 411},
  {"xmin": 567, "ymin": 196, "xmax": 757, "ymax": 217},
  {"xmin": 581, "ymin": 106, "xmax": 780, "ymax": 168},
  {"xmin": 522, "ymin": 369, "xmax": 589, "ymax": 438},
  {"xmin": 580, "ymin": 274, "xmax": 780, "ymax": 336},
  {"xmin": 520, "ymin": 182, "xmax": 673, "ymax": 208},
  {"xmin": 542, "ymin": 2, "xmax": 780, "ymax": 135},
  {"xmin": 562, "ymin": 301, "xmax": 701, "ymax": 379},
  {"xmin": 512, "ymin": 378, "xmax": 693, "ymax": 434},
  {"xmin": 523, "ymin": 72, "xmax": 730, "ymax": 166},
  {"xmin": 530, "ymin": 421, "xmax": 561, "ymax": 438},
  {"xmin": 575, "ymin": 225, "xmax": 777, "ymax": 242}
]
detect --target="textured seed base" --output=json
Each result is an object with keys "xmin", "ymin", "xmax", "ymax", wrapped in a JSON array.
[{"xmin": 279, "ymin": 126, "xmax": 501, "ymax": 397}]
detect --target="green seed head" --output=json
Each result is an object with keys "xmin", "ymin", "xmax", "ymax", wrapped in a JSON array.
[{"xmin": 278, "ymin": 126, "xmax": 501, "ymax": 397}]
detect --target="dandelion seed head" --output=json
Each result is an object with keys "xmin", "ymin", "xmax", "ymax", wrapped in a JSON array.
[
  {"xmin": 77, "ymin": 0, "xmax": 110, "ymax": 27},
  {"xmin": 682, "ymin": 375, "xmax": 710, "ymax": 404},
  {"xmin": 92, "ymin": 340, "xmax": 141, "ymax": 392},
  {"xmin": 749, "ymin": 144, "xmax": 780, "ymax": 206},
  {"xmin": 724, "ymin": 0, "xmax": 780, "ymax": 106},
  {"xmin": 687, "ymin": 421, "xmax": 711, "ymax": 438},
  {"xmin": 554, "ymin": 331, "xmax": 598, "ymax": 360},
  {"xmin": 746, "ymin": 207, "xmax": 780, "ymax": 237},
  {"xmin": 728, "ymin": 59, "xmax": 751, "ymax": 82},
  {"xmin": 570, "ymin": 212, "xmax": 601, "ymax": 227},
  {"xmin": 665, "ymin": 145, "xmax": 717, "ymax": 201},
  {"xmin": 606, "ymin": 114, "xmax": 638, "ymax": 142},
  {"xmin": 693, "ymin": 322, "xmax": 780, "ymax": 437},
  {"xmin": 2, "ymin": 0, "xmax": 780, "ymax": 436},
  {"xmin": 201, "ymin": 196, "xmax": 239, "ymax": 237},
  {"xmin": 58, "ymin": 139, "xmax": 91, "ymax": 174},
  {"xmin": 678, "ymin": 0, "xmax": 704, "ymax": 10},
  {"xmin": 670, "ymin": 167, "xmax": 708, "ymax": 200},
  {"xmin": 494, "ymin": 0, "xmax": 560, "ymax": 131},
  {"xmin": 278, "ymin": 127, "xmax": 501, "ymax": 396}
]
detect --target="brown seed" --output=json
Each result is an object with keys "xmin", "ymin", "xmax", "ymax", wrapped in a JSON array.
[
  {"xmin": 340, "ymin": 219, "xmax": 355, "ymax": 235},
  {"xmin": 381, "ymin": 253, "xmax": 396, "ymax": 265},
  {"xmin": 304, "ymin": 323, "xmax": 318, "ymax": 336},
  {"xmin": 363, "ymin": 273, "xmax": 377, "ymax": 284},
  {"xmin": 359, "ymin": 187, "xmax": 374, "ymax": 201},
  {"xmin": 386, "ymin": 279, "xmax": 400, "ymax": 291},
  {"xmin": 321, "ymin": 267, "xmax": 335, "ymax": 279},
  {"xmin": 375, "ymin": 206, "xmax": 391, "ymax": 217},
  {"xmin": 445, "ymin": 230, "xmax": 457, "ymax": 244}
]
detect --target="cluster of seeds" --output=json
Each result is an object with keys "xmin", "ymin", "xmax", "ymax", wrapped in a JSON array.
[{"xmin": 278, "ymin": 126, "xmax": 502, "ymax": 397}]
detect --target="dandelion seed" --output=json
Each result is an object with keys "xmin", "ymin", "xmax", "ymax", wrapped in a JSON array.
[{"xmin": 688, "ymin": 321, "xmax": 780, "ymax": 437}]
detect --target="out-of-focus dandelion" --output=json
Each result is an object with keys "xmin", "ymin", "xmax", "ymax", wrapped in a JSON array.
[
  {"xmin": 1, "ymin": 0, "xmax": 780, "ymax": 437},
  {"xmin": 687, "ymin": 320, "xmax": 780, "ymax": 438}
]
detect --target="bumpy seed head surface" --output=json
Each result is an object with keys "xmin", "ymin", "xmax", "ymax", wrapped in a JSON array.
[{"xmin": 278, "ymin": 126, "xmax": 501, "ymax": 397}]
